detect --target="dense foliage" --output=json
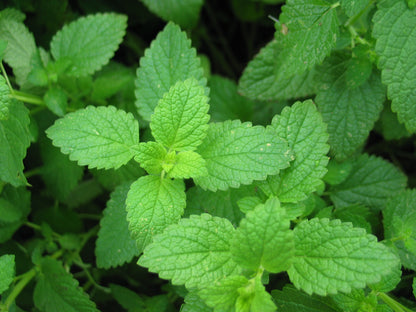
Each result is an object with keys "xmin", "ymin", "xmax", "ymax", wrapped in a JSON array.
[{"xmin": 0, "ymin": 0, "xmax": 416, "ymax": 311}]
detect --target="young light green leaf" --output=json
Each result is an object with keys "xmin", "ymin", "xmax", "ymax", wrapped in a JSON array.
[
  {"xmin": 231, "ymin": 197, "xmax": 294, "ymax": 273},
  {"xmin": 209, "ymin": 75, "xmax": 254, "ymax": 122},
  {"xmin": 315, "ymin": 54, "xmax": 385, "ymax": 160},
  {"xmin": 237, "ymin": 196, "xmax": 263, "ymax": 214},
  {"xmin": 135, "ymin": 22, "xmax": 207, "ymax": 121},
  {"xmin": 0, "ymin": 15, "xmax": 36, "ymax": 86},
  {"xmin": 126, "ymin": 175, "xmax": 186, "ymax": 251},
  {"xmin": 383, "ymin": 190, "xmax": 416, "ymax": 270},
  {"xmin": 0, "ymin": 100, "xmax": 31, "ymax": 186},
  {"xmin": 40, "ymin": 137, "xmax": 83, "ymax": 202},
  {"xmin": 373, "ymin": 0, "xmax": 416, "ymax": 132},
  {"xmin": 330, "ymin": 154, "xmax": 407, "ymax": 211},
  {"xmin": 139, "ymin": 214, "xmax": 241, "ymax": 289},
  {"xmin": 46, "ymin": 106, "xmax": 139, "ymax": 170},
  {"xmin": 0, "ymin": 185, "xmax": 30, "ymax": 243},
  {"xmin": 151, "ymin": 78, "xmax": 209, "ymax": 151},
  {"xmin": 96, "ymin": 183, "xmax": 141, "ymax": 269},
  {"xmin": 43, "ymin": 87, "xmax": 68, "ymax": 117},
  {"xmin": 0, "ymin": 254, "xmax": 15, "ymax": 294},
  {"xmin": 235, "ymin": 275, "xmax": 276, "ymax": 312},
  {"xmin": 134, "ymin": 142, "xmax": 167, "ymax": 175},
  {"xmin": 198, "ymin": 275, "xmax": 248, "ymax": 312},
  {"xmin": 341, "ymin": 0, "xmax": 371, "ymax": 17},
  {"xmin": 185, "ymin": 185, "xmax": 257, "ymax": 226},
  {"xmin": 168, "ymin": 151, "xmax": 207, "ymax": 179},
  {"xmin": 267, "ymin": 100, "xmax": 329, "ymax": 202},
  {"xmin": 272, "ymin": 286, "xmax": 339, "ymax": 312},
  {"xmin": 288, "ymin": 218, "xmax": 400, "ymax": 296},
  {"xmin": 276, "ymin": 0, "xmax": 339, "ymax": 78},
  {"xmin": 34, "ymin": 258, "xmax": 99, "ymax": 312},
  {"xmin": 238, "ymin": 40, "xmax": 317, "ymax": 101},
  {"xmin": 194, "ymin": 120, "xmax": 292, "ymax": 191},
  {"xmin": 0, "ymin": 75, "xmax": 10, "ymax": 120},
  {"xmin": 50, "ymin": 13, "xmax": 127, "ymax": 77},
  {"xmin": 140, "ymin": 0, "xmax": 203, "ymax": 29}
]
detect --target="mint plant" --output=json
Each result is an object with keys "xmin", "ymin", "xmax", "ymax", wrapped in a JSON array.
[{"xmin": 1, "ymin": 0, "xmax": 416, "ymax": 311}]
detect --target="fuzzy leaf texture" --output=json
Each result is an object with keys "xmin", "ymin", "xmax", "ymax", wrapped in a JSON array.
[
  {"xmin": 315, "ymin": 53, "xmax": 385, "ymax": 160},
  {"xmin": 0, "ymin": 254, "xmax": 15, "ymax": 294},
  {"xmin": 96, "ymin": 183, "xmax": 141, "ymax": 269},
  {"xmin": 33, "ymin": 258, "xmax": 99, "ymax": 312},
  {"xmin": 0, "ymin": 11, "xmax": 37, "ymax": 86},
  {"xmin": 231, "ymin": 197, "xmax": 294, "ymax": 273},
  {"xmin": 139, "ymin": 214, "xmax": 241, "ymax": 289},
  {"xmin": 135, "ymin": 22, "xmax": 207, "ymax": 121},
  {"xmin": 50, "ymin": 13, "xmax": 127, "ymax": 77},
  {"xmin": 235, "ymin": 275, "xmax": 276, "ymax": 312},
  {"xmin": 140, "ymin": 0, "xmax": 203, "ymax": 28},
  {"xmin": 373, "ymin": 0, "xmax": 416, "ymax": 132},
  {"xmin": 272, "ymin": 286, "xmax": 339, "ymax": 312},
  {"xmin": 383, "ymin": 190, "xmax": 416, "ymax": 270},
  {"xmin": 330, "ymin": 154, "xmax": 407, "ymax": 211},
  {"xmin": 194, "ymin": 120, "xmax": 292, "ymax": 191},
  {"xmin": 150, "ymin": 78, "xmax": 209, "ymax": 151},
  {"xmin": 265, "ymin": 100, "xmax": 329, "ymax": 202},
  {"xmin": 0, "ymin": 100, "xmax": 31, "ymax": 186},
  {"xmin": 287, "ymin": 218, "xmax": 400, "ymax": 296},
  {"xmin": 126, "ymin": 175, "xmax": 186, "ymax": 251},
  {"xmin": 46, "ymin": 106, "xmax": 139, "ymax": 170},
  {"xmin": 0, "ymin": 75, "xmax": 10, "ymax": 120},
  {"xmin": 276, "ymin": 0, "xmax": 339, "ymax": 78},
  {"xmin": 238, "ymin": 39, "xmax": 317, "ymax": 101}
]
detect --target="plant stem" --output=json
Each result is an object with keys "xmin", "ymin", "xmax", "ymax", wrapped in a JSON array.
[
  {"xmin": 11, "ymin": 90, "xmax": 44, "ymax": 106},
  {"xmin": 3, "ymin": 268, "xmax": 37, "ymax": 310},
  {"xmin": 378, "ymin": 292, "xmax": 414, "ymax": 312},
  {"xmin": 24, "ymin": 167, "xmax": 43, "ymax": 179},
  {"xmin": 0, "ymin": 62, "xmax": 14, "ymax": 93}
]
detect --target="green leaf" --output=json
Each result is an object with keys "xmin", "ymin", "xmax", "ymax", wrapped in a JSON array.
[
  {"xmin": 329, "ymin": 154, "xmax": 407, "ymax": 211},
  {"xmin": 46, "ymin": 106, "xmax": 139, "ymax": 170},
  {"xmin": 126, "ymin": 175, "xmax": 186, "ymax": 251},
  {"xmin": 235, "ymin": 275, "xmax": 276, "ymax": 312},
  {"xmin": 238, "ymin": 40, "xmax": 317, "ymax": 101},
  {"xmin": 323, "ymin": 159, "xmax": 353, "ymax": 186},
  {"xmin": 134, "ymin": 142, "xmax": 167, "ymax": 175},
  {"xmin": 329, "ymin": 288, "xmax": 374, "ymax": 312},
  {"xmin": 0, "ymin": 14, "xmax": 36, "ymax": 86},
  {"xmin": 377, "ymin": 105, "xmax": 412, "ymax": 141},
  {"xmin": 288, "ymin": 218, "xmax": 400, "ymax": 296},
  {"xmin": 272, "ymin": 286, "xmax": 339, "ymax": 312},
  {"xmin": 50, "ymin": 13, "xmax": 127, "ymax": 77},
  {"xmin": 151, "ymin": 78, "xmax": 209, "ymax": 151},
  {"xmin": 0, "ymin": 185, "xmax": 30, "ymax": 243},
  {"xmin": 194, "ymin": 120, "xmax": 292, "ymax": 191},
  {"xmin": 96, "ymin": 183, "xmax": 141, "ymax": 269},
  {"xmin": 231, "ymin": 197, "xmax": 294, "ymax": 273},
  {"xmin": 237, "ymin": 196, "xmax": 263, "ymax": 214},
  {"xmin": 276, "ymin": 0, "xmax": 339, "ymax": 78},
  {"xmin": 139, "ymin": 214, "xmax": 241, "ymax": 289},
  {"xmin": 267, "ymin": 100, "xmax": 329, "ymax": 202},
  {"xmin": 0, "ymin": 254, "xmax": 15, "ymax": 295},
  {"xmin": 0, "ymin": 75, "xmax": 10, "ymax": 120},
  {"xmin": 43, "ymin": 87, "xmax": 68, "ymax": 117},
  {"xmin": 408, "ymin": 0, "xmax": 416, "ymax": 9},
  {"xmin": 333, "ymin": 205, "xmax": 372, "ymax": 233},
  {"xmin": 383, "ymin": 190, "xmax": 416, "ymax": 270},
  {"xmin": 40, "ymin": 137, "xmax": 83, "ymax": 202},
  {"xmin": 185, "ymin": 185, "xmax": 257, "ymax": 226},
  {"xmin": 209, "ymin": 75, "xmax": 254, "ymax": 122},
  {"xmin": 168, "ymin": 151, "xmax": 207, "ymax": 179},
  {"xmin": 34, "ymin": 258, "xmax": 99, "ymax": 312},
  {"xmin": 182, "ymin": 292, "xmax": 213, "ymax": 312},
  {"xmin": 315, "ymin": 54, "xmax": 385, "ymax": 160},
  {"xmin": 413, "ymin": 277, "xmax": 416, "ymax": 299},
  {"xmin": 140, "ymin": 0, "xmax": 203, "ymax": 28},
  {"xmin": 135, "ymin": 22, "xmax": 207, "ymax": 121},
  {"xmin": 369, "ymin": 262, "xmax": 402, "ymax": 293},
  {"xmin": 110, "ymin": 284, "xmax": 146, "ymax": 312},
  {"xmin": 373, "ymin": 0, "xmax": 416, "ymax": 132},
  {"xmin": 198, "ymin": 275, "xmax": 248, "ymax": 312},
  {"xmin": 341, "ymin": 0, "xmax": 371, "ymax": 17},
  {"xmin": 0, "ymin": 8, "xmax": 25, "ymax": 23},
  {"xmin": 0, "ymin": 100, "xmax": 31, "ymax": 186}
]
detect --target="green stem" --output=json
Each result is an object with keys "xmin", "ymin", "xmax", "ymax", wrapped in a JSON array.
[
  {"xmin": 24, "ymin": 167, "xmax": 43, "ymax": 179},
  {"xmin": 3, "ymin": 268, "xmax": 37, "ymax": 310},
  {"xmin": 0, "ymin": 62, "xmax": 14, "ymax": 93},
  {"xmin": 378, "ymin": 292, "xmax": 414, "ymax": 312},
  {"xmin": 11, "ymin": 90, "xmax": 44, "ymax": 106}
]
